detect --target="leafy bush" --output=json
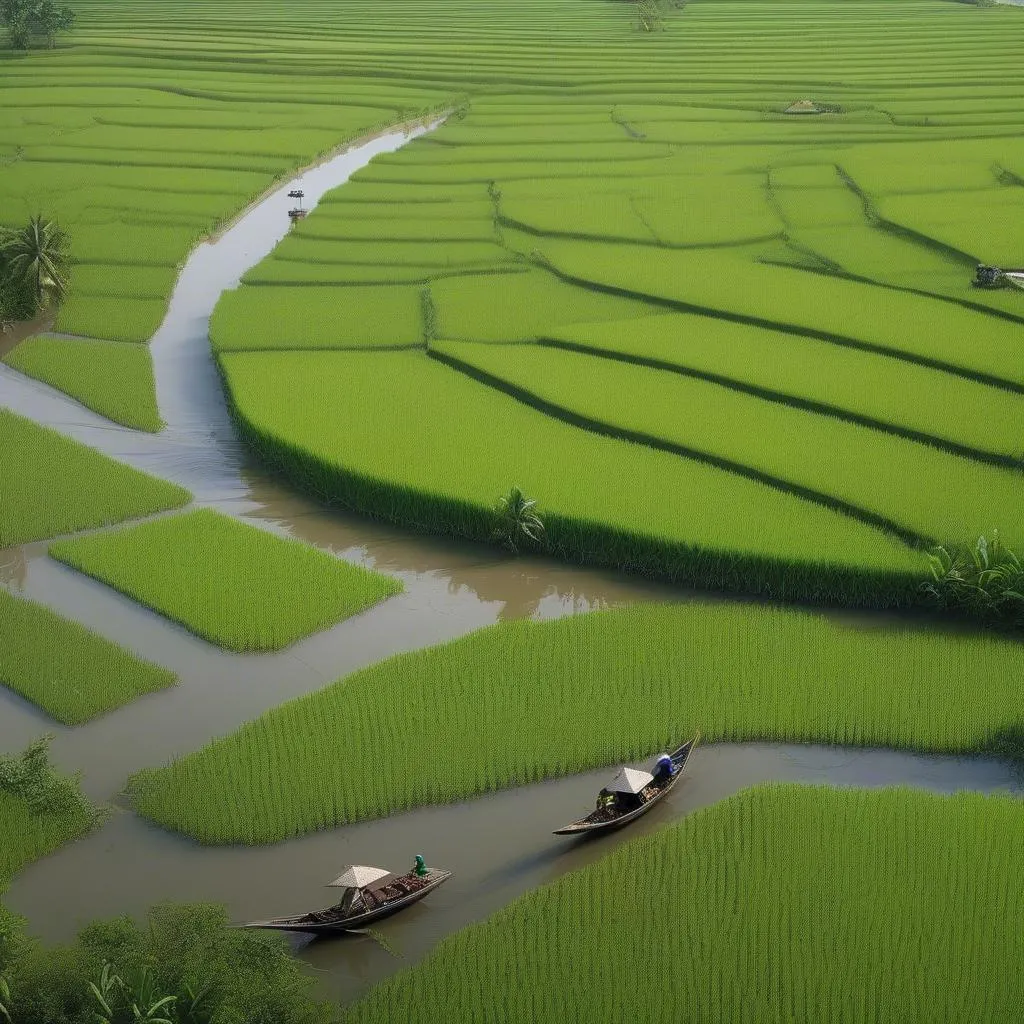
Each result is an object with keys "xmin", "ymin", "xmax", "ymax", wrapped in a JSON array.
[
  {"xmin": 922, "ymin": 532, "xmax": 1024, "ymax": 626},
  {"xmin": 0, "ymin": 737, "xmax": 97, "ymax": 820},
  {"xmin": 3, "ymin": 904, "xmax": 334, "ymax": 1024}
]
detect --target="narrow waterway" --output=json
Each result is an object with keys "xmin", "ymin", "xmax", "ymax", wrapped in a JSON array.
[{"xmin": 0, "ymin": 118, "xmax": 1019, "ymax": 1007}]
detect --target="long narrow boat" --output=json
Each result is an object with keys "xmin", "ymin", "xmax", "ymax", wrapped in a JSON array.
[
  {"xmin": 553, "ymin": 734, "xmax": 700, "ymax": 837},
  {"xmin": 242, "ymin": 867, "xmax": 452, "ymax": 935}
]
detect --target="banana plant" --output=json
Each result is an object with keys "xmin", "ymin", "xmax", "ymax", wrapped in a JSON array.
[
  {"xmin": 89, "ymin": 961, "xmax": 177, "ymax": 1024},
  {"xmin": 922, "ymin": 532, "xmax": 1024, "ymax": 623},
  {"xmin": 1, "ymin": 976, "xmax": 12, "ymax": 1023}
]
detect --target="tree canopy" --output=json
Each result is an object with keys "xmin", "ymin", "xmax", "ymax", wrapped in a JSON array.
[{"xmin": 1, "ymin": 0, "xmax": 75, "ymax": 49}]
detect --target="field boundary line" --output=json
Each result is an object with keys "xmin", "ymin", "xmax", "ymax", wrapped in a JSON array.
[
  {"xmin": 537, "ymin": 338, "xmax": 1024, "ymax": 472},
  {"xmin": 427, "ymin": 347, "xmax": 933, "ymax": 550},
  {"xmin": 541, "ymin": 264, "xmax": 1024, "ymax": 395}
]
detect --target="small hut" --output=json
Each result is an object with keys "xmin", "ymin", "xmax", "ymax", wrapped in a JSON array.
[{"xmin": 784, "ymin": 99, "xmax": 821, "ymax": 115}]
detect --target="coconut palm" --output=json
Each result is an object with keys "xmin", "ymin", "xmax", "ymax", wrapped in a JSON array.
[
  {"xmin": 0, "ymin": 214, "xmax": 70, "ymax": 312},
  {"xmin": 493, "ymin": 486, "xmax": 545, "ymax": 553}
]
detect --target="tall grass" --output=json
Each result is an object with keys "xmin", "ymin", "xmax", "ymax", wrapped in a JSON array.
[
  {"xmin": 0, "ymin": 587, "xmax": 175, "ymax": 725},
  {"xmin": 343, "ymin": 784, "xmax": 1024, "ymax": 1024},
  {"xmin": 0, "ymin": 410, "xmax": 190, "ymax": 546},
  {"xmin": 129, "ymin": 601, "xmax": 1024, "ymax": 843},
  {"xmin": 50, "ymin": 508, "xmax": 403, "ymax": 652}
]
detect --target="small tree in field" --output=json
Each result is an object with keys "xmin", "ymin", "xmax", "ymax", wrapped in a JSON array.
[
  {"xmin": 0, "ymin": 214, "xmax": 70, "ymax": 312},
  {"xmin": 493, "ymin": 487, "xmax": 545, "ymax": 553},
  {"xmin": 1, "ymin": 0, "xmax": 75, "ymax": 49}
]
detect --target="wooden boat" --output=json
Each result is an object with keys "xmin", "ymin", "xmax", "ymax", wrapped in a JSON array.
[
  {"xmin": 553, "ymin": 734, "xmax": 700, "ymax": 837},
  {"xmin": 242, "ymin": 864, "xmax": 452, "ymax": 935}
]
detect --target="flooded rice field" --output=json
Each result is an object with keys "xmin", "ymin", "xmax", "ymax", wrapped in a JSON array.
[{"xmin": 1, "ymin": 121, "xmax": 1019, "ymax": 1005}]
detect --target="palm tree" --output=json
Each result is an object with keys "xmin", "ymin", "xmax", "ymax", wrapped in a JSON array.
[
  {"xmin": 493, "ymin": 486, "xmax": 545, "ymax": 553},
  {"xmin": 0, "ymin": 214, "xmax": 70, "ymax": 312}
]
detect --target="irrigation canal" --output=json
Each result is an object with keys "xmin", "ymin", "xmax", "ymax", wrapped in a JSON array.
[{"xmin": 0, "ymin": 121, "xmax": 1020, "ymax": 1004}]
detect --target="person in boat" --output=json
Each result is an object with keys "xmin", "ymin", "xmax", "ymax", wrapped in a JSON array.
[
  {"xmin": 653, "ymin": 754, "xmax": 675, "ymax": 785},
  {"xmin": 595, "ymin": 788, "xmax": 617, "ymax": 813},
  {"xmin": 413, "ymin": 854, "xmax": 429, "ymax": 877}
]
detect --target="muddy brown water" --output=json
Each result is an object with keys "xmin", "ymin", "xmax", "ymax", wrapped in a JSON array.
[{"xmin": 0, "ymin": 121, "xmax": 1020, "ymax": 1007}]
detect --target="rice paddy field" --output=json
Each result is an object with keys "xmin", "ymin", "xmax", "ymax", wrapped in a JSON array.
[
  {"xmin": 343, "ymin": 784, "xmax": 1024, "ymax": 1024},
  {"xmin": 129, "ymin": 601, "xmax": 1024, "ymax": 843},
  {"xmin": 3, "ymin": 0, "xmax": 1024, "ymax": 1016},
  {"xmin": 0, "ymin": 410, "xmax": 189, "ymax": 546},
  {"xmin": 0, "ymin": 588, "xmax": 175, "ymax": 725},
  {"xmin": 49, "ymin": 508, "xmax": 403, "ymax": 652}
]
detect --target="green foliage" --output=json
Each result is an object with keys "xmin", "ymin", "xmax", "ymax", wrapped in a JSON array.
[
  {"xmin": 0, "ymin": 409, "xmax": 190, "ymax": 546},
  {"xmin": 0, "ymin": 740, "xmax": 100, "ymax": 914},
  {"xmin": 344, "ymin": 785, "xmax": 1024, "ymax": 1024},
  {"xmin": 0, "ymin": 587, "xmax": 175, "ymax": 724},
  {"xmin": 3, "ymin": 903, "xmax": 334, "ymax": 1024},
  {"xmin": 0, "ymin": 215, "xmax": 70, "ymax": 312},
  {"xmin": 922, "ymin": 532, "xmax": 1024, "ymax": 625},
  {"xmin": 0, "ymin": 737, "xmax": 96, "ymax": 820},
  {"xmin": 4, "ymin": 336, "xmax": 163, "ymax": 431},
  {"xmin": 492, "ymin": 486, "xmax": 544, "ymax": 552},
  {"xmin": 129, "ymin": 600, "xmax": 1024, "ymax": 843},
  {"xmin": 50, "ymin": 508, "xmax": 403, "ymax": 652},
  {"xmin": 0, "ymin": 0, "xmax": 74, "ymax": 49},
  {"xmin": 89, "ymin": 962, "xmax": 177, "ymax": 1024}
]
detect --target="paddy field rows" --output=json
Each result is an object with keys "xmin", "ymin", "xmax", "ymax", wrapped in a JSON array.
[
  {"xmin": 344, "ymin": 785, "xmax": 1024, "ymax": 1024},
  {"xmin": 2, "ymin": 0, "xmax": 1024, "ymax": 1014}
]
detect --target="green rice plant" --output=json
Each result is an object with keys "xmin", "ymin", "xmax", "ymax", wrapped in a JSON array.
[
  {"xmin": 53, "ymin": 294, "xmax": 169, "ymax": 344},
  {"xmin": 432, "ymin": 269, "xmax": 658, "ymax": 341},
  {"xmin": 0, "ymin": 410, "xmax": 190, "ymax": 546},
  {"xmin": 878, "ymin": 187, "xmax": 1024, "ymax": 266},
  {"xmin": 0, "ymin": 587, "xmax": 175, "ymax": 725},
  {"xmin": 210, "ymin": 284, "xmax": 424, "ymax": 353},
  {"xmin": 49, "ymin": 508, "xmax": 403, "ymax": 652},
  {"xmin": 219, "ymin": 348, "xmax": 924, "ymax": 604},
  {"xmin": 4, "ymin": 336, "xmax": 162, "ymax": 431},
  {"xmin": 433, "ymin": 339, "xmax": 1024, "ymax": 548},
  {"xmin": 129, "ymin": 600, "xmax": 1024, "ymax": 843},
  {"xmin": 534, "ymin": 235, "xmax": 1024, "ymax": 387},
  {"xmin": 550, "ymin": 312, "xmax": 1024, "ymax": 462},
  {"xmin": 342, "ymin": 785, "xmax": 1024, "ymax": 1024},
  {"xmin": 270, "ymin": 235, "xmax": 511, "ymax": 269}
]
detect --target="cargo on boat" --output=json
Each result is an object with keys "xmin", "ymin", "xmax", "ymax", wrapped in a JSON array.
[
  {"xmin": 554, "ymin": 734, "xmax": 700, "ymax": 836},
  {"xmin": 242, "ymin": 859, "xmax": 452, "ymax": 935}
]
